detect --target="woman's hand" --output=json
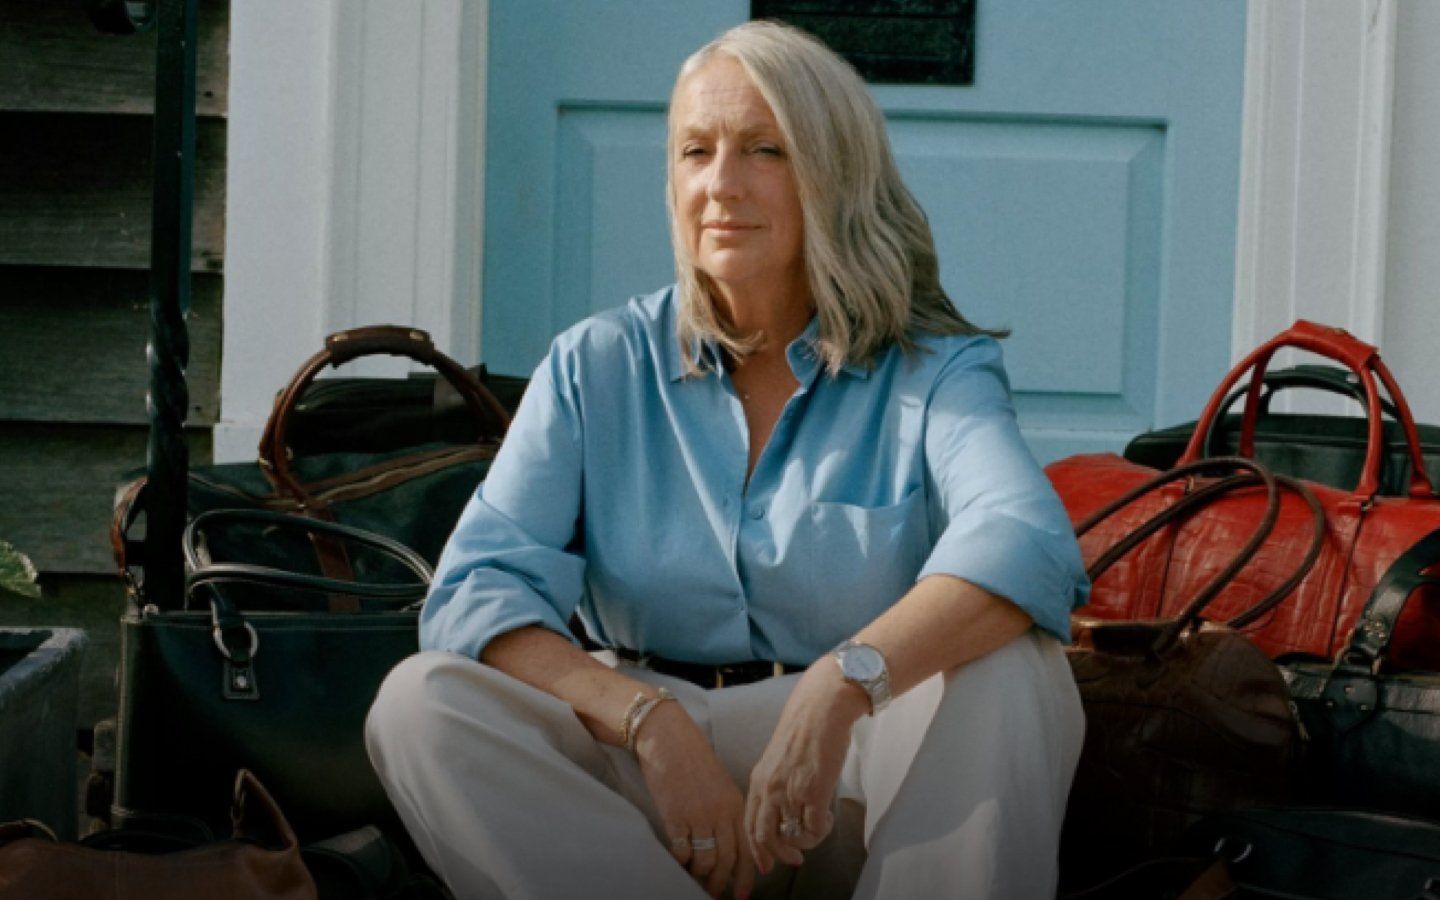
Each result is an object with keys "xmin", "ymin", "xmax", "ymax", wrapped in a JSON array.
[
  {"xmin": 634, "ymin": 702, "xmax": 756, "ymax": 900},
  {"xmin": 743, "ymin": 662, "xmax": 869, "ymax": 874}
]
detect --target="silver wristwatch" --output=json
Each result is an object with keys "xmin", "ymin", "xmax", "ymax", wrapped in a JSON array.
[{"xmin": 831, "ymin": 640, "xmax": 891, "ymax": 714}]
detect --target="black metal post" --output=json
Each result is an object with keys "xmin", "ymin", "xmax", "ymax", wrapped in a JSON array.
[{"xmin": 143, "ymin": 0, "xmax": 198, "ymax": 609}]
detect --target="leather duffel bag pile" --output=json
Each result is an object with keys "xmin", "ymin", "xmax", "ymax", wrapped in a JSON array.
[
  {"xmin": 92, "ymin": 326, "xmax": 520, "ymax": 900},
  {"xmin": 1049, "ymin": 321, "xmax": 1440, "ymax": 899}
]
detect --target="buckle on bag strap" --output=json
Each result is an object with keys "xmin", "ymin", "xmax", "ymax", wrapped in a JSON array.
[{"xmin": 212, "ymin": 621, "xmax": 260, "ymax": 701}]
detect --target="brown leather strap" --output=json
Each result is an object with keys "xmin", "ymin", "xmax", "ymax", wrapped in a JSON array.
[
  {"xmin": 257, "ymin": 325, "xmax": 509, "ymax": 503},
  {"xmin": 1077, "ymin": 458, "xmax": 1327, "ymax": 654},
  {"xmin": 1080, "ymin": 458, "xmax": 1281, "ymax": 639},
  {"xmin": 1176, "ymin": 859, "xmax": 1236, "ymax": 900},
  {"xmin": 111, "ymin": 476, "xmax": 149, "ymax": 576},
  {"xmin": 230, "ymin": 769, "xmax": 300, "ymax": 850},
  {"xmin": 254, "ymin": 326, "xmax": 509, "ymax": 607}
]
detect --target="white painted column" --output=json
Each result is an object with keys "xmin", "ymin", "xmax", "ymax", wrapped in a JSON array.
[
  {"xmin": 1232, "ymin": 0, "xmax": 1396, "ymax": 400},
  {"xmin": 1381, "ymin": 0, "xmax": 1440, "ymax": 427},
  {"xmin": 218, "ymin": 0, "xmax": 339, "ymax": 461},
  {"xmin": 219, "ymin": 0, "xmax": 488, "ymax": 462}
]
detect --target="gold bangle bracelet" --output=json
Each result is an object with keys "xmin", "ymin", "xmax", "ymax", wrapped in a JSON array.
[
  {"xmin": 617, "ymin": 690, "xmax": 651, "ymax": 749},
  {"xmin": 622, "ymin": 687, "xmax": 676, "ymax": 754}
]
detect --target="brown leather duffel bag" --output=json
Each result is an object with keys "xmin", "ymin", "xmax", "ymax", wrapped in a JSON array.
[
  {"xmin": 1060, "ymin": 459, "xmax": 1323, "ymax": 890},
  {"xmin": 0, "ymin": 770, "xmax": 315, "ymax": 900}
]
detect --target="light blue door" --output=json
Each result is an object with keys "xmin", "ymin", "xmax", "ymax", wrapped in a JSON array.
[{"xmin": 482, "ymin": 1, "xmax": 1248, "ymax": 462}]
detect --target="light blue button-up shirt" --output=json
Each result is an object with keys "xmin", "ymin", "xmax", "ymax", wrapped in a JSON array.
[{"xmin": 421, "ymin": 286, "xmax": 1088, "ymax": 665}]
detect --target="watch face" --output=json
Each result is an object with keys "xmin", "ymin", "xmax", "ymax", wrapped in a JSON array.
[{"xmin": 843, "ymin": 644, "xmax": 884, "ymax": 681}]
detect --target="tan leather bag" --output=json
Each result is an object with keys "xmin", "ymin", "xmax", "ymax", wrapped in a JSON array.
[{"xmin": 0, "ymin": 770, "xmax": 315, "ymax": 900}]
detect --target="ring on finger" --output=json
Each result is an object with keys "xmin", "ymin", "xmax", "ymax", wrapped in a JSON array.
[
  {"xmin": 778, "ymin": 817, "xmax": 802, "ymax": 839},
  {"xmin": 670, "ymin": 836, "xmax": 691, "ymax": 852},
  {"xmin": 690, "ymin": 836, "xmax": 718, "ymax": 852}
]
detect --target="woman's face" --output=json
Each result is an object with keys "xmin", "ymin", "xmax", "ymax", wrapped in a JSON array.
[{"xmin": 670, "ymin": 56, "xmax": 807, "ymax": 305}]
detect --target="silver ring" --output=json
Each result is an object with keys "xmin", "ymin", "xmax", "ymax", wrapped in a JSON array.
[
  {"xmin": 690, "ymin": 836, "xmax": 717, "ymax": 852},
  {"xmin": 670, "ymin": 836, "xmax": 690, "ymax": 852},
  {"xmin": 778, "ymin": 817, "xmax": 802, "ymax": 839},
  {"xmin": 211, "ymin": 622, "xmax": 259, "ymax": 661}
]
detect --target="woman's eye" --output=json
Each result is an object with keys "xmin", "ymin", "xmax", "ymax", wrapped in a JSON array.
[
  {"xmin": 681, "ymin": 146, "xmax": 709, "ymax": 159},
  {"xmin": 753, "ymin": 144, "xmax": 785, "ymax": 158}
]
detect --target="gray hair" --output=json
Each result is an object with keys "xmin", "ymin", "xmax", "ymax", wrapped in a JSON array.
[{"xmin": 667, "ymin": 19, "xmax": 1003, "ymax": 375}]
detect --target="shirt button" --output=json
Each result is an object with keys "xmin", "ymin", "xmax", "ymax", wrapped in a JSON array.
[{"xmin": 749, "ymin": 506, "xmax": 765, "ymax": 520}]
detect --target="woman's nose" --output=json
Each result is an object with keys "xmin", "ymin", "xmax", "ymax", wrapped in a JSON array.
[{"xmin": 706, "ymin": 147, "xmax": 744, "ymax": 201}]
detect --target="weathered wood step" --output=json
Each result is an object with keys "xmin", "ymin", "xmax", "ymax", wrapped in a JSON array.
[
  {"xmin": 0, "ymin": 266, "xmax": 221, "ymax": 425},
  {"xmin": 0, "ymin": 112, "xmax": 226, "ymax": 270},
  {"xmin": 0, "ymin": 422, "xmax": 212, "ymax": 574},
  {"xmin": 0, "ymin": 0, "xmax": 229, "ymax": 117}
]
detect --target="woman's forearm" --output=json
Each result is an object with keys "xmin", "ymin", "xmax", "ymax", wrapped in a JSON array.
[
  {"xmin": 848, "ymin": 574, "xmax": 1034, "ymax": 707},
  {"xmin": 481, "ymin": 624, "xmax": 658, "ymax": 747}
]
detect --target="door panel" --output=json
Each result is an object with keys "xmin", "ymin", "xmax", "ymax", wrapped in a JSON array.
[{"xmin": 484, "ymin": 1, "xmax": 1247, "ymax": 461}]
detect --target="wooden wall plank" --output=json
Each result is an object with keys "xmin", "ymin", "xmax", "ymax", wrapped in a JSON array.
[
  {"xmin": 0, "ymin": 113, "xmax": 225, "ymax": 270},
  {"xmin": 0, "ymin": 268, "xmax": 221, "ymax": 425},
  {"xmin": 0, "ymin": 423, "xmax": 211, "ymax": 574},
  {"xmin": 0, "ymin": 0, "xmax": 229, "ymax": 116}
]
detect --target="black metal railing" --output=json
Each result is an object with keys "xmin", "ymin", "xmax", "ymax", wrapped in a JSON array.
[{"xmin": 87, "ymin": 0, "xmax": 197, "ymax": 609}]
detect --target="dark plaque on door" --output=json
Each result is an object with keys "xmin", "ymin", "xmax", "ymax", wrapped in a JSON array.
[{"xmin": 750, "ymin": 1, "xmax": 975, "ymax": 86}]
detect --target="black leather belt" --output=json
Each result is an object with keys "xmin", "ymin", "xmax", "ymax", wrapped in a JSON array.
[{"xmin": 614, "ymin": 648, "xmax": 805, "ymax": 689}]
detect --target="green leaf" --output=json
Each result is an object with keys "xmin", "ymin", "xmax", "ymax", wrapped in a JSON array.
[{"xmin": 0, "ymin": 540, "xmax": 41, "ymax": 599}]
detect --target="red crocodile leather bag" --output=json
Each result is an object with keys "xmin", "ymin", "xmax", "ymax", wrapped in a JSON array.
[{"xmin": 1047, "ymin": 320, "xmax": 1440, "ymax": 667}]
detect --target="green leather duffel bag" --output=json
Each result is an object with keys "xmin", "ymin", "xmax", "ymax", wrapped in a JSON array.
[{"xmin": 110, "ymin": 326, "xmax": 509, "ymax": 844}]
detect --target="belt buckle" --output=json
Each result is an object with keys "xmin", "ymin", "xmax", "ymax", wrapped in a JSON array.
[
  {"xmin": 713, "ymin": 661, "xmax": 786, "ymax": 689},
  {"xmin": 714, "ymin": 664, "xmax": 744, "ymax": 689}
]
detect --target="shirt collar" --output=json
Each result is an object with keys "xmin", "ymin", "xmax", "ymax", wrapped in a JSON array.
[
  {"xmin": 667, "ymin": 313, "xmax": 870, "ymax": 383},
  {"xmin": 785, "ymin": 316, "xmax": 870, "ymax": 385},
  {"xmin": 666, "ymin": 333, "xmax": 724, "ymax": 382}
]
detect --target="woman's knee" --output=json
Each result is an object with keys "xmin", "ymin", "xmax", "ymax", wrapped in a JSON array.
[
  {"xmin": 942, "ymin": 631, "xmax": 1079, "ymax": 724},
  {"xmin": 366, "ymin": 650, "xmax": 484, "ymax": 758}
]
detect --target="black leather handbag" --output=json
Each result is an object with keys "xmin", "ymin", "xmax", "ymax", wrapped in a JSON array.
[
  {"xmin": 114, "ymin": 510, "xmax": 433, "ymax": 843},
  {"xmin": 1067, "ymin": 807, "xmax": 1440, "ymax": 899},
  {"xmin": 1181, "ymin": 807, "xmax": 1440, "ymax": 900},
  {"xmin": 1284, "ymin": 526, "xmax": 1440, "ymax": 820},
  {"xmin": 1124, "ymin": 364, "xmax": 1440, "ymax": 496}
]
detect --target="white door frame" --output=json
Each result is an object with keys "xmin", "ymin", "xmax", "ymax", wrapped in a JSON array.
[
  {"xmin": 1232, "ymin": 0, "xmax": 1396, "ymax": 368},
  {"xmin": 218, "ymin": 0, "xmax": 486, "ymax": 461},
  {"xmin": 219, "ymin": 0, "xmax": 1392, "ymax": 461}
]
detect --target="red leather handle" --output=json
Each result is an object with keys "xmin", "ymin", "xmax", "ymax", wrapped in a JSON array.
[
  {"xmin": 256, "ymin": 325, "xmax": 511, "ymax": 505},
  {"xmin": 1178, "ymin": 320, "xmax": 1433, "ymax": 500}
]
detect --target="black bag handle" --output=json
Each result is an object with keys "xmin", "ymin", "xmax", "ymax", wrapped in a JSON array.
[
  {"xmin": 1333, "ymin": 526, "xmax": 1440, "ymax": 675},
  {"xmin": 183, "ymin": 509, "xmax": 433, "ymax": 604},
  {"xmin": 1202, "ymin": 363, "xmax": 1403, "ymax": 461},
  {"xmin": 1228, "ymin": 364, "xmax": 1399, "ymax": 420}
]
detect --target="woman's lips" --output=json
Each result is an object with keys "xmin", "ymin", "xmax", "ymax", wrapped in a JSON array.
[{"xmin": 703, "ymin": 221, "xmax": 760, "ymax": 231}]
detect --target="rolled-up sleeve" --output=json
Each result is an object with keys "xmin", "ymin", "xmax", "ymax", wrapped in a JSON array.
[
  {"xmin": 917, "ymin": 338, "xmax": 1089, "ymax": 642},
  {"xmin": 419, "ymin": 342, "xmax": 588, "ymax": 660}
]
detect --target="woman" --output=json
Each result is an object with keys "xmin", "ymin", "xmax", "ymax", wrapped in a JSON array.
[{"xmin": 367, "ymin": 20, "xmax": 1087, "ymax": 900}]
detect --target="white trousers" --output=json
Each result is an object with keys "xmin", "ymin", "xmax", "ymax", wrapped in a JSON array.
[{"xmin": 365, "ymin": 631, "xmax": 1083, "ymax": 900}]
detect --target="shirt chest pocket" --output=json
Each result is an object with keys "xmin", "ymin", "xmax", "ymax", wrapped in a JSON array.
[{"xmin": 804, "ymin": 487, "xmax": 931, "ymax": 615}]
